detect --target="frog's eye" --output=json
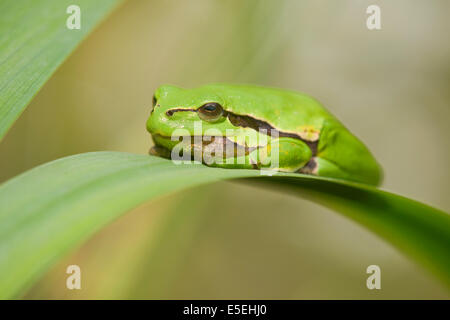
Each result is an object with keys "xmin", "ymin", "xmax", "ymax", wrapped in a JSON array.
[{"xmin": 198, "ymin": 103, "xmax": 224, "ymax": 122}]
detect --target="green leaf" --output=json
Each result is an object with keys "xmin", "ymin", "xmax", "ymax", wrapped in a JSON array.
[
  {"xmin": 0, "ymin": 0, "xmax": 122, "ymax": 141},
  {"xmin": 0, "ymin": 152, "xmax": 449, "ymax": 298}
]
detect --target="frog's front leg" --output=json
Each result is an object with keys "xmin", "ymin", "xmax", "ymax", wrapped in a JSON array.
[{"xmin": 250, "ymin": 137, "xmax": 312, "ymax": 172}]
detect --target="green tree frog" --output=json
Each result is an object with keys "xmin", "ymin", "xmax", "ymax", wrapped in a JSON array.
[{"xmin": 146, "ymin": 84, "xmax": 382, "ymax": 186}]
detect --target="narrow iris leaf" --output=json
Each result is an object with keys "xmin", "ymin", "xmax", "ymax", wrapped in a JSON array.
[
  {"xmin": 0, "ymin": 152, "xmax": 448, "ymax": 298},
  {"xmin": 0, "ymin": 0, "xmax": 122, "ymax": 141}
]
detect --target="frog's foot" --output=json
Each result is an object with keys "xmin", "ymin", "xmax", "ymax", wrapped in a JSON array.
[
  {"xmin": 297, "ymin": 156, "xmax": 352, "ymax": 181},
  {"xmin": 149, "ymin": 145, "xmax": 172, "ymax": 159},
  {"xmin": 298, "ymin": 157, "xmax": 318, "ymax": 175},
  {"xmin": 260, "ymin": 137, "xmax": 312, "ymax": 172}
]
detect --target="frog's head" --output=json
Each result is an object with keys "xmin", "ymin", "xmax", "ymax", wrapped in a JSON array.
[
  {"xmin": 147, "ymin": 85, "xmax": 233, "ymax": 135},
  {"xmin": 146, "ymin": 84, "xmax": 246, "ymax": 157}
]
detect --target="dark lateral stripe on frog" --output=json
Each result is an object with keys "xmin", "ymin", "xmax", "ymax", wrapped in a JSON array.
[
  {"xmin": 166, "ymin": 108, "xmax": 319, "ymax": 156},
  {"xmin": 226, "ymin": 113, "xmax": 318, "ymax": 156},
  {"xmin": 165, "ymin": 108, "xmax": 197, "ymax": 116}
]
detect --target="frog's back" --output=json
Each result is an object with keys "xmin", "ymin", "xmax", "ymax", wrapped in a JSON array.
[
  {"xmin": 201, "ymin": 83, "xmax": 382, "ymax": 185},
  {"xmin": 200, "ymin": 83, "xmax": 336, "ymax": 137}
]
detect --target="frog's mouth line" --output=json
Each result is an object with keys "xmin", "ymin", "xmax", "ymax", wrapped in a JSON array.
[{"xmin": 149, "ymin": 134, "xmax": 258, "ymax": 159}]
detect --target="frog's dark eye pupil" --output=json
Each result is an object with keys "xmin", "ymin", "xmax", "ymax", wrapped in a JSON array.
[
  {"xmin": 198, "ymin": 103, "xmax": 224, "ymax": 122},
  {"xmin": 204, "ymin": 105, "xmax": 216, "ymax": 111}
]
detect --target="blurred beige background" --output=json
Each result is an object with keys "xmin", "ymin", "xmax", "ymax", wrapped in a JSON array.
[{"xmin": 1, "ymin": 0, "xmax": 449, "ymax": 298}]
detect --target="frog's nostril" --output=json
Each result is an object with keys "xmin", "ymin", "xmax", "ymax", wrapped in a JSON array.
[{"xmin": 166, "ymin": 110, "xmax": 174, "ymax": 117}]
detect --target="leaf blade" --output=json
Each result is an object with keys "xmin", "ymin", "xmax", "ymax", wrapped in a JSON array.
[
  {"xmin": 0, "ymin": 0, "xmax": 122, "ymax": 141},
  {"xmin": 0, "ymin": 152, "xmax": 448, "ymax": 298}
]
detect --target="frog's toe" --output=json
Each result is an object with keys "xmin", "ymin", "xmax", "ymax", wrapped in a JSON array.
[
  {"xmin": 298, "ymin": 157, "xmax": 318, "ymax": 175},
  {"xmin": 149, "ymin": 145, "xmax": 172, "ymax": 159},
  {"xmin": 302, "ymin": 157, "xmax": 348, "ymax": 180}
]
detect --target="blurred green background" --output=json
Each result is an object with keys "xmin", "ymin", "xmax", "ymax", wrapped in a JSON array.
[{"xmin": 1, "ymin": 0, "xmax": 449, "ymax": 298}]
